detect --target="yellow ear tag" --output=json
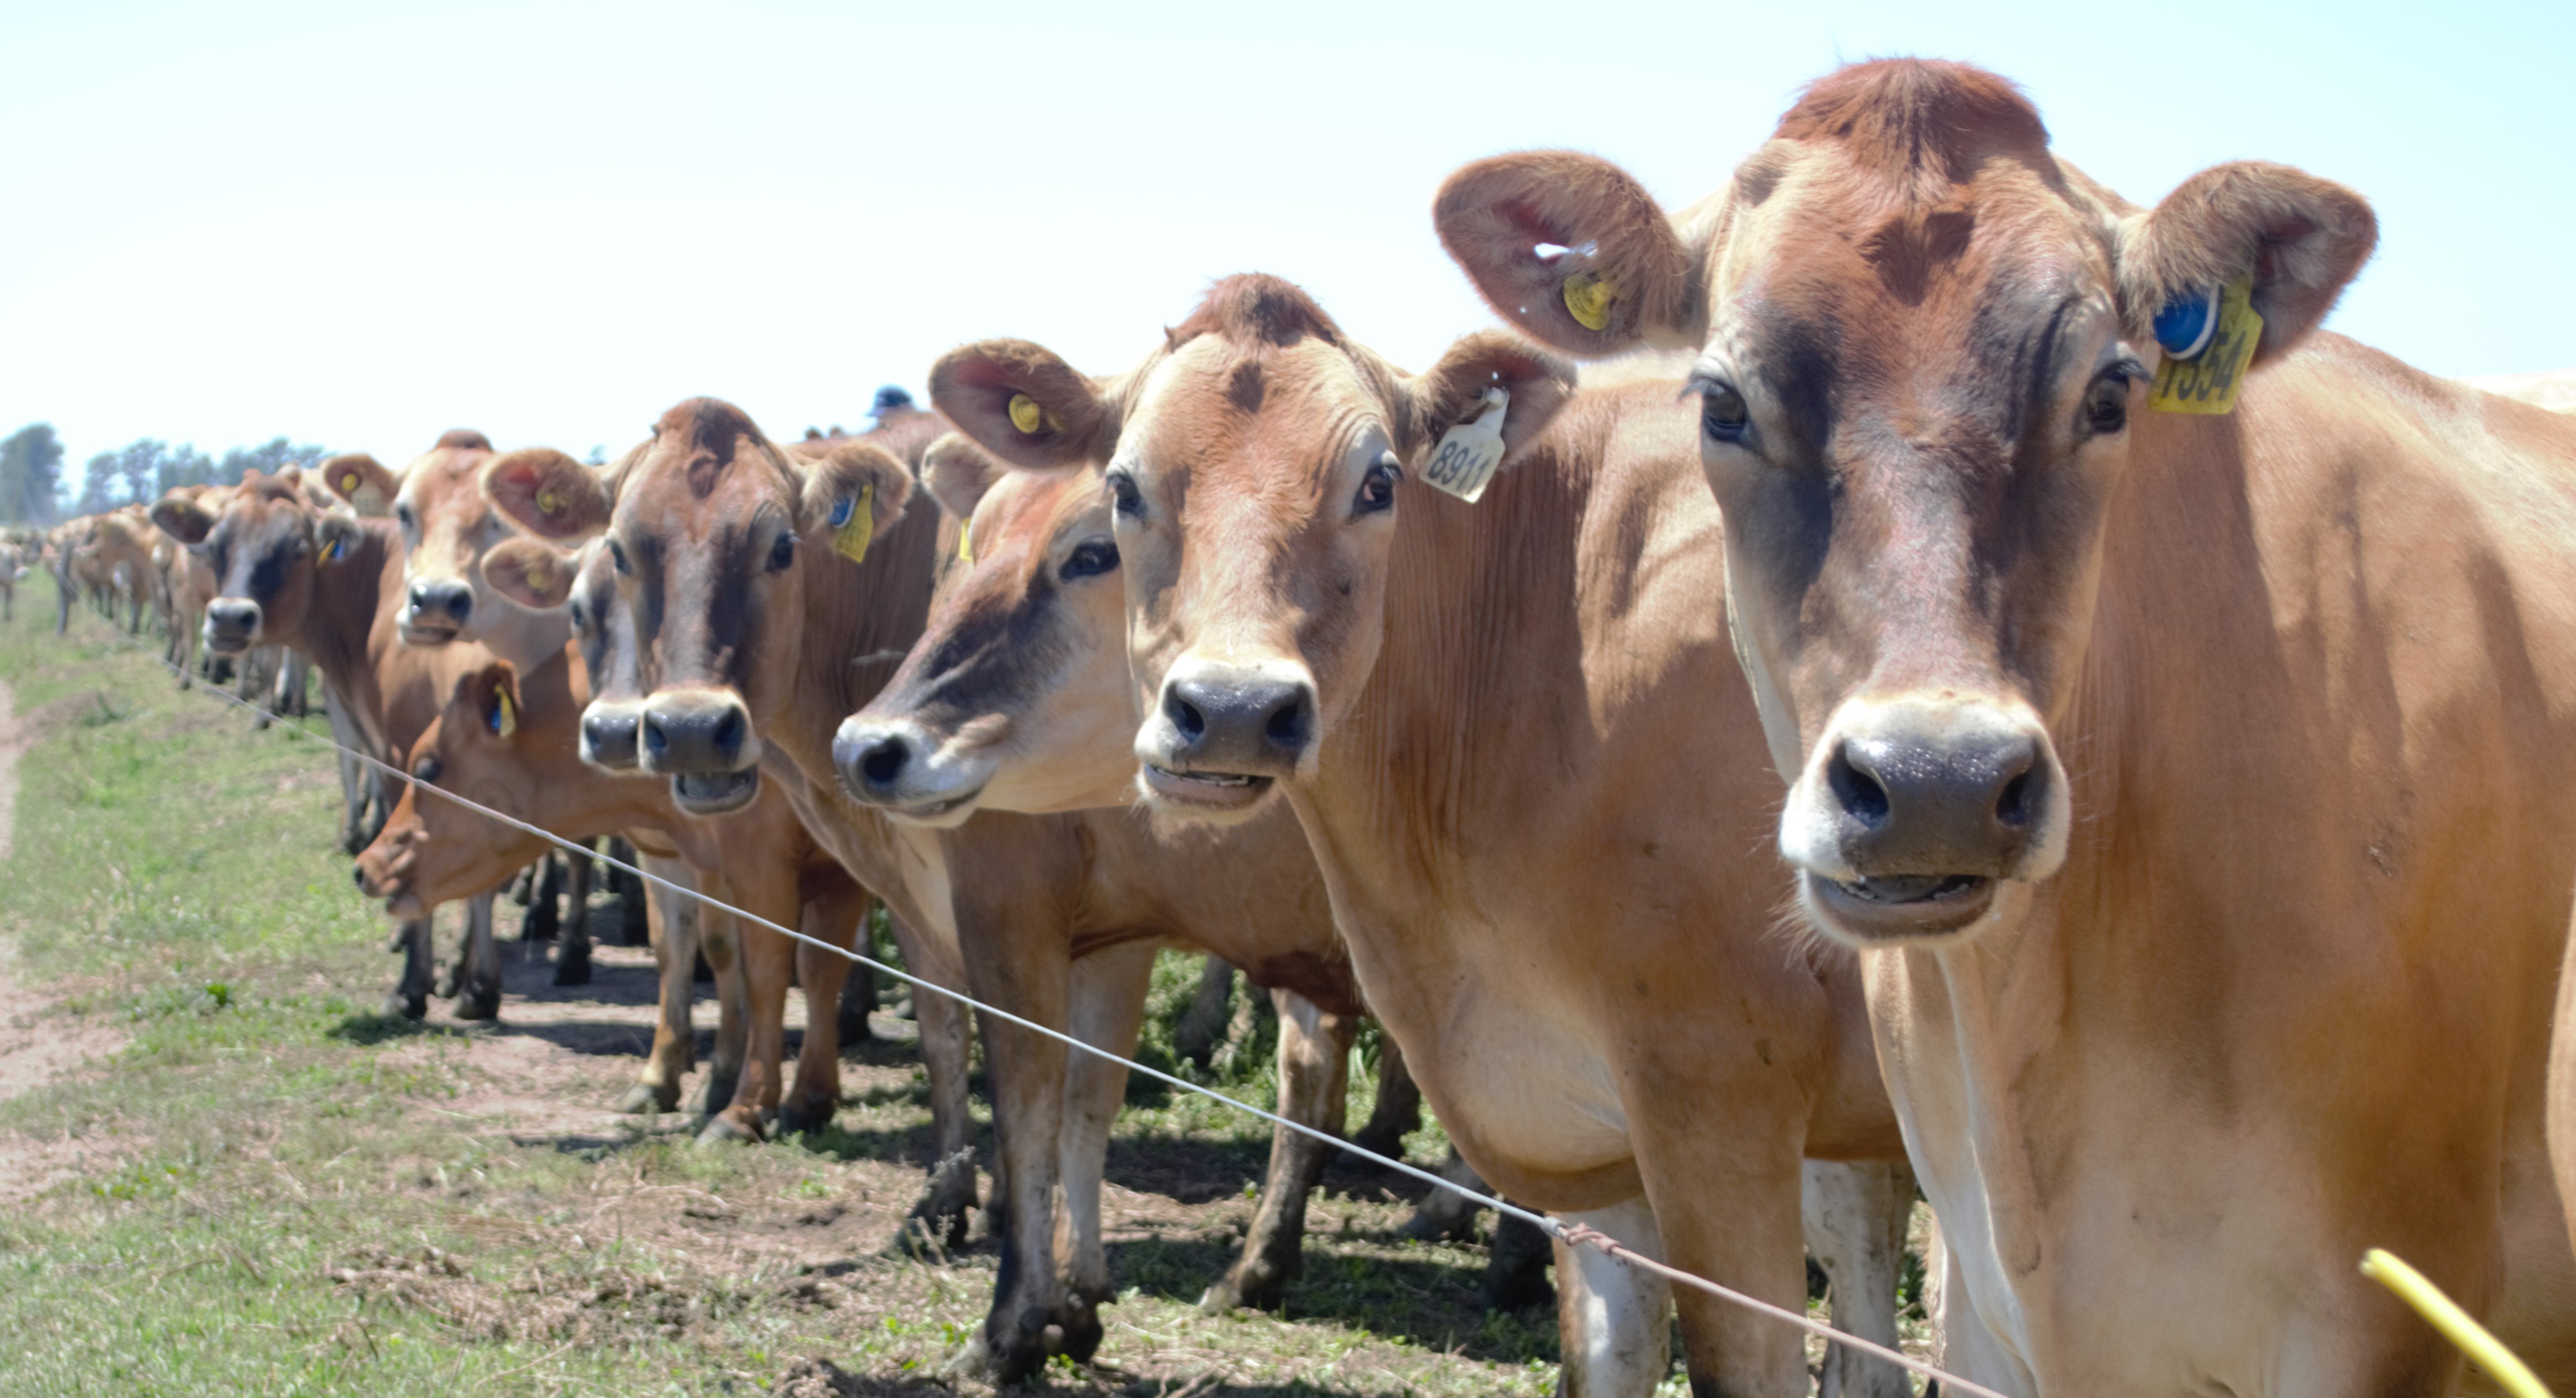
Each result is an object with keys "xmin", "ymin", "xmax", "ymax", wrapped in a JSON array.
[
  {"xmin": 2148, "ymin": 275, "xmax": 2263, "ymax": 416},
  {"xmin": 318, "ymin": 532, "xmax": 343, "ymax": 566},
  {"xmin": 535, "ymin": 488, "xmax": 562, "ymax": 518},
  {"xmin": 1007, "ymin": 393, "xmax": 1044, "ymax": 435},
  {"xmin": 340, "ymin": 471, "xmax": 360, "ymax": 494},
  {"xmin": 490, "ymin": 687, "xmax": 517, "ymax": 739},
  {"xmin": 1562, "ymin": 269, "xmax": 1618, "ymax": 332},
  {"xmin": 524, "ymin": 556, "xmax": 552, "ymax": 595},
  {"xmin": 957, "ymin": 520, "xmax": 973, "ymax": 564},
  {"xmin": 833, "ymin": 481, "xmax": 876, "ymax": 564}
]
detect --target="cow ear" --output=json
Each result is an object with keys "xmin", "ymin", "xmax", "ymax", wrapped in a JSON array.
[
  {"xmin": 1435, "ymin": 151, "xmax": 1703, "ymax": 357},
  {"xmin": 800, "ymin": 442, "xmax": 914, "ymax": 557},
  {"xmin": 320, "ymin": 453, "xmax": 399, "ymax": 517},
  {"xmin": 1401, "ymin": 330, "xmax": 1580, "ymax": 468},
  {"xmin": 921, "ymin": 433, "xmax": 1007, "ymax": 524},
  {"xmin": 484, "ymin": 448, "xmax": 610, "ymax": 542},
  {"xmin": 453, "ymin": 661, "xmax": 522, "ymax": 741},
  {"xmin": 2118, "ymin": 161, "xmax": 2376, "ymax": 366},
  {"xmin": 149, "ymin": 497, "xmax": 215, "ymax": 545},
  {"xmin": 485, "ymin": 537, "xmax": 577, "ymax": 610},
  {"xmin": 930, "ymin": 339, "xmax": 1121, "ymax": 470}
]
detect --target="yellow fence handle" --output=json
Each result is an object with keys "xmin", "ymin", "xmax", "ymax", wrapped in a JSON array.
[{"xmin": 2360, "ymin": 1248, "xmax": 2552, "ymax": 1398}]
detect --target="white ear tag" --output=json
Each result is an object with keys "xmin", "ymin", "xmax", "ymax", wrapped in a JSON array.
[{"xmin": 1420, "ymin": 386, "xmax": 1510, "ymax": 504}]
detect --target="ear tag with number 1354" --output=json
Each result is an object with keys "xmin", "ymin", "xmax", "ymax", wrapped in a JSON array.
[{"xmin": 1420, "ymin": 386, "xmax": 1510, "ymax": 504}]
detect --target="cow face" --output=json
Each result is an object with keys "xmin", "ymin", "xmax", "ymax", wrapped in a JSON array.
[
  {"xmin": 150, "ymin": 474, "xmax": 346, "ymax": 656},
  {"xmin": 487, "ymin": 537, "xmax": 641, "ymax": 773},
  {"xmin": 355, "ymin": 661, "xmax": 535, "ymax": 917},
  {"xmin": 1438, "ymin": 60, "xmax": 2375, "ymax": 945},
  {"xmin": 933, "ymin": 275, "xmax": 1572, "ymax": 826},
  {"xmin": 483, "ymin": 399, "xmax": 908, "ymax": 817},
  {"xmin": 834, "ymin": 440, "xmax": 1136, "ymax": 826},
  {"xmin": 324, "ymin": 431, "xmax": 546, "ymax": 648}
]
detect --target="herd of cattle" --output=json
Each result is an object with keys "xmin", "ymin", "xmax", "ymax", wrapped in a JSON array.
[{"xmin": 17, "ymin": 59, "xmax": 2576, "ymax": 1397}]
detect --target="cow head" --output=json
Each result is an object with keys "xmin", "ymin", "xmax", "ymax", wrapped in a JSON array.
[
  {"xmin": 355, "ymin": 660, "xmax": 539, "ymax": 917},
  {"xmin": 323, "ymin": 430, "xmax": 554, "ymax": 649},
  {"xmin": 486, "ymin": 535, "xmax": 644, "ymax": 773},
  {"xmin": 149, "ymin": 471, "xmax": 367, "ymax": 656},
  {"xmin": 1437, "ymin": 60, "xmax": 2374, "ymax": 945},
  {"xmin": 933, "ymin": 274, "xmax": 1574, "ymax": 826},
  {"xmin": 483, "ymin": 398, "xmax": 911, "ymax": 816},
  {"xmin": 833, "ymin": 436, "xmax": 1137, "ymax": 825}
]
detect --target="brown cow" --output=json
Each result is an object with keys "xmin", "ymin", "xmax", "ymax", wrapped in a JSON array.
[
  {"xmin": 1435, "ymin": 58, "xmax": 2576, "ymax": 1396},
  {"xmin": 486, "ymin": 403, "xmax": 1477, "ymax": 1382},
  {"xmin": 149, "ymin": 471, "xmax": 510, "ymax": 1021},
  {"xmin": 931, "ymin": 278, "xmax": 1919, "ymax": 1397}
]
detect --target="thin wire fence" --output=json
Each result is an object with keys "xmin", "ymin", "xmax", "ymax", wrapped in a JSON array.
[{"xmin": 74, "ymin": 600, "xmax": 2006, "ymax": 1398}]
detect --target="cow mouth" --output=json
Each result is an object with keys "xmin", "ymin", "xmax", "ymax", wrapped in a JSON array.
[
  {"xmin": 671, "ymin": 766, "xmax": 760, "ymax": 814},
  {"xmin": 881, "ymin": 785, "xmax": 986, "ymax": 827},
  {"xmin": 204, "ymin": 634, "xmax": 252, "ymax": 656},
  {"xmin": 382, "ymin": 889, "xmax": 426, "ymax": 919},
  {"xmin": 1804, "ymin": 870, "xmax": 1997, "ymax": 942},
  {"xmin": 399, "ymin": 621, "xmax": 463, "ymax": 646},
  {"xmin": 1141, "ymin": 763, "xmax": 1273, "ymax": 813}
]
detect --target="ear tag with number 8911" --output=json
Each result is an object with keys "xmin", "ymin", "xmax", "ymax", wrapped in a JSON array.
[{"xmin": 1420, "ymin": 386, "xmax": 1510, "ymax": 504}]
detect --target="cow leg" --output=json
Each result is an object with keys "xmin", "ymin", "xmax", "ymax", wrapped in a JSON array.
[
  {"xmin": 697, "ymin": 901, "xmax": 749, "ymax": 1118},
  {"xmin": 610, "ymin": 839, "xmax": 651, "ymax": 946},
  {"xmin": 1554, "ymin": 1197, "xmax": 1675, "ymax": 1397},
  {"xmin": 837, "ymin": 905, "xmax": 878, "ymax": 1049},
  {"xmin": 1204, "ymin": 988, "xmax": 1354, "ymax": 1314},
  {"xmin": 1348, "ymin": 1023, "xmax": 1422, "ymax": 1162},
  {"xmin": 1803, "ymin": 1160, "xmax": 1915, "ymax": 1398},
  {"xmin": 945, "ymin": 922, "xmax": 1069, "ymax": 1383},
  {"xmin": 318, "ymin": 683, "xmax": 375, "ymax": 855},
  {"xmin": 1172, "ymin": 955, "xmax": 1236, "ymax": 1070},
  {"xmin": 1053, "ymin": 940, "xmax": 1157, "ymax": 1359},
  {"xmin": 1402, "ymin": 1147, "xmax": 1487, "ymax": 1242},
  {"xmin": 778, "ymin": 878, "xmax": 868, "ymax": 1134},
  {"xmin": 906, "ymin": 927, "xmax": 984, "ymax": 1251},
  {"xmin": 700, "ymin": 870, "xmax": 803, "ymax": 1142},
  {"xmin": 385, "ymin": 917, "xmax": 432, "ymax": 1020},
  {"xmin": 453, "ymin": 892, "xmax": 501, "ymax": 1021},
  {"xmin": 239, "ymin": 646, "xmax": 271, "ymax": 729},
  {"xmin": 524, "ymin": 856, "xmax": 561, "ymax": 943},
  {"xmin": 617, "ymin": 854, "xmax": 698, "ymax": 1114},
  {"xmin": 553, "ymin": 843, "xmax": 593, "ymax": 986},
  {"xmin": 1638, "ymin": 1121, "xmax": 1807, "ymax": 1398}
]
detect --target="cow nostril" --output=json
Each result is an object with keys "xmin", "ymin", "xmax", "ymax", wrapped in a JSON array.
[
  {"xmin": 712, "ymin": 708, "xmax": 744, "ymax": 755},
  {"xmin": 1263, "ymin": 693, "xmax": 1307, "ymax": 750},
  {"xmin": 443, "ymin": 591, "xmax": 471, "ymax": 622},
  {"xmin": 642, "ymin": 714, "xmax": 669, "ymax": 758},
  {"xmin": 1827, "ymin": 744, "xmax": 1891, "ymax": 829},
  {"xmin": 1167, "ymin": 691, "xmax": 1205, "ymax": 743},
  {"xmin": 860, "ymin": 737, "xmax": 907, "ymax": 788},
  {"xmin": 1996, "ymin": 771, "xmax": 2033, "ymax": 828},
  {"xmin": 352, "ymin": 865, "xmax": 366, "ymax": 888}
]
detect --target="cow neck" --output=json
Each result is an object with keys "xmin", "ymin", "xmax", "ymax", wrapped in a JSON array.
[
  {"xmin": 1291, "ymin": 393, "xmax": 1630, "ymax": 913},
  {"xmin": 470, "ymin": 595, "xmax": 574, "ymax": 674},
  {"xmin": 755, "ymin": 497, "xmax": 949, "ymax": 936},
  {"xmin": 296, "ymin": 520, "xmax": 400, "ymax": 756}
]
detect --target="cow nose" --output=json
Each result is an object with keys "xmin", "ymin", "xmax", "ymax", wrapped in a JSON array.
[
  {"xmin": 1156, "ymin": 665, "xmax": 1314, "ymax": 775},
  {"xmin": 581, "ymin": 706, "xmax": 641, "ymax": 770},
  {"xmin": 1825, "ymin": 719, "xmax": 2044, "ymax": 877},
  {"xmin": 640, "ymin": 692, "xmax": 751, "ymax": 773},
  {"xmin": 834, "ymin": 726, "xmax": 916, "ymax": 799},
  {"xmin": 204, "ymin": 597, "xmax": 260, "ymax": 648},
  {"xmin": 408, "ymin": 579, "xmax": 472, "ymax": 627}
]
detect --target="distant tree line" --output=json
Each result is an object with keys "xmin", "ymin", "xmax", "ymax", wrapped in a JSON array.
[{"xmin": 0, "ymin": 424, "xmax": 325, "ymax": 523}]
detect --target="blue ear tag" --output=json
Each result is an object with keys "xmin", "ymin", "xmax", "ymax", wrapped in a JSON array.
[
  {"xmin": 2154, "ymin": 286, "xmax": 2222, "ymax": 361},
  {"xmin": 827, "ymin": 496, "xmax": 855, "ymax": 530}
]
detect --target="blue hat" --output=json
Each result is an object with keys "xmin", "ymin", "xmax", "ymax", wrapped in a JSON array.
[{"xmin": 871, "ymin": 386, "xmax": 915, "ymax": 415}]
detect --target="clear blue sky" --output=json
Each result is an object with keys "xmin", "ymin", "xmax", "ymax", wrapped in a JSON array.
[{"xmin": 4, "ymin": 0, "xmax": 2568, "ymax": 468}]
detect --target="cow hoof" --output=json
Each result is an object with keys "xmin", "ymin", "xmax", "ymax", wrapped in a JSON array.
[
  {"xmin": 432, "ymin": 963, "xmax": 461, "ymax": 999},
  {"xmin": 1201, "ymin": 1253, "xmax": 1290, "ymax": 1314},
  {"xmin": 694, "ymin": 1113, "xmax": 762, "ymax": 1146},
  {"xmin": 455, "ymin": 987, "xmax": 502, "ymax": 1022},
  {"xmin": 943, "ymin": 1318, "xmax": 1048, "ymax": 1386},
  {"xmin": 552, "ymin": 951, "xmax": 592, "ymax": 987},
  {"xmin": 612, "ymin": 1083, "xmax": 678, "ymax": 1115},
  {"xmin": 776, "ymin": 1099, "xmax": 834, "ymax": 1136},
  {"xmin": 1057, "ymin": 1302, "xmax": 1105, "ymax": 1363},
  {"xmin": 383, "ymin": 991, "xmax": 427, "ymax": 1021}
]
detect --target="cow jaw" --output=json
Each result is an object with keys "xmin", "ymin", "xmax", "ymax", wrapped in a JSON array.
[{"xmin": 671, "ymin": 767, "xmax": 762, "ymax": 816}]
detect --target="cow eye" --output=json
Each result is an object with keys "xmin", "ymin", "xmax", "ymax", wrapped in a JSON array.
[
  {"xmin": 568, "ymin": 601, "xmax": 586, "ymax": 634},
  {"xmin": 1353, "ymin": 454, "xmax": 1401, "ymax": 515},
  {"xmin": 1701, "ymin": 381, "xmax": 1751, "ymax": 442},
  {"xmin": 2084, "ymin": 370, "xmax": 2131, "ymax": 435},
  {"xmin": 1059, "ymin": 540, "xmax": 1118, "ymax": 581},
  {"xmin": 608, "ymin": 538, "xmax": 631, "ymax": 575},
  {"xmin": 767, "ymin": 531, "xmax": 796, "ymax": 572},
  {"xmin": 1107, "ymin": 471, "xmax": 1145, "ymax": 522},
  {"xmin": 411, "ymin": 756, "xmax": 441, "ymax": 785},
  {"xmin": 394, "ymin": 503, "xmax": 415, "ymax": 532}
]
